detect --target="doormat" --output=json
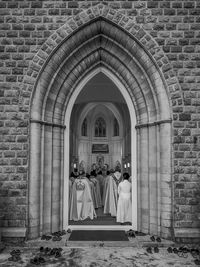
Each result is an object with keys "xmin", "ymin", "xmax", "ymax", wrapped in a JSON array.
[{"xmin": 68, "ymin": 230, "xmax": 129, "ymax": 241}]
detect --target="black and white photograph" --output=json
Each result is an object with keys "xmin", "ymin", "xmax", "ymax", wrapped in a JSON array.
[{"xmin": 0, "ymin": 0, "xmax": 200, "ymax": 266}]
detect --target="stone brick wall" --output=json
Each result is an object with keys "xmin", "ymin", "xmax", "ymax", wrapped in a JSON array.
[{"xmin": 0, "ymin": 0, "xmax": 200, "ymax": 240}]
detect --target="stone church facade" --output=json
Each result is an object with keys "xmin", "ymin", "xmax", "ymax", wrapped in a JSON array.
[{"xmin": 0, "ymin": 1, "xmax": 200, "ymax": 243}]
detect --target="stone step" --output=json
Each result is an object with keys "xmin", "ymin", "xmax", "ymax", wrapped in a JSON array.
[
  {"xmin": 17, "ymin": 234, "xmax": 175, "ymax": 249},
  {"xmin": 66, "ymin": 241, "xmax": 134, "ymax": 247},
  {"xmin": 66, "ymin": 238, "xmax": 175, "ymax": 248}
]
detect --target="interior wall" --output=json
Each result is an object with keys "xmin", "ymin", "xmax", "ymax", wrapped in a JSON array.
[{"xmin": 71, "ymin": 103, "xmax": 126, "ymax": 173}]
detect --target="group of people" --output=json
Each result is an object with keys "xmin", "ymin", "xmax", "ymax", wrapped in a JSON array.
[{"xmin": 69, "ymin": 167, "xmax": 132, "ymax": 224}]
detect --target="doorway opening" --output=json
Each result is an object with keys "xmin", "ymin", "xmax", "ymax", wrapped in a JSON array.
[{"xmin": 64, "ymin": 68, "xmax": 137, "ymax": 230}]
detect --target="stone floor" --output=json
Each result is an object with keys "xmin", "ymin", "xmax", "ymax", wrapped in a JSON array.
[{"xmin": 0, "ymin": 232, "xmax": 199, "ymax": 266}]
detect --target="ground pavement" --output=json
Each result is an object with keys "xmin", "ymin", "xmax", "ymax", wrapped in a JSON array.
[{"xmin": 0, "ymin": 231, "xmax": 199, "ymax": 266}]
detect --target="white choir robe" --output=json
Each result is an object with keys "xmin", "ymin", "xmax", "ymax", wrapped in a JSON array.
[
  {"xmin": 117, "ymin": 180, "xmax": 132, "ymax": 223},
  {"xmin": 103, "ymin": 175, "xmax": 118, "ymax": 216},
  {"xmin": 69, "ymin": 178, "xmax": 96, "ymax": 221}
]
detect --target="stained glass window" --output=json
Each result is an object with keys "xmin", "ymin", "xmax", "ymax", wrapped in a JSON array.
[{"xmin": 95, "ymin": 117, "xmax": 106, "ymax": 137}]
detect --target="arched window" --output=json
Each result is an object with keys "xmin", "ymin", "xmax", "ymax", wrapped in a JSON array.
[
  {"xmin": 95, "ymin": 117, "xmax": 106, "ymax": 137},
  {"xmin": 81, "ymin": 118, "xmax": 87, "ymax": 136},
  {"xmin": 113, "ymin": 117, "xmax": 119, "ymax": 136}
]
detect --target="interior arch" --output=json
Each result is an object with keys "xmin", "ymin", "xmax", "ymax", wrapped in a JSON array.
[{"xmin": 77, "ymin": 102, "xmax": 124, "ymax": 137}]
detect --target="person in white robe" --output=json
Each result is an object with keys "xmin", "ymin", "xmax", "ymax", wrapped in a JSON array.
[
  {"xmin": 69, "ymin": 171, "xmax": 96, "ymax": 221},
  {"xmin": 117, "ymin": 172, "xmax": 132, "ymax": 223},
  {"xmin": 103, "ymin": 168, "xmax": 122, "ymax": 217}
]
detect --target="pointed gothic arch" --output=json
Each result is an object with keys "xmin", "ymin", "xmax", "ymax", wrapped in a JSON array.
[
  {"xmin": 77, "ymin": 102, "xmax": 124, "ymax": 138},
  {"xmin": 27, "ymin": 5, "xmax": 176, "ymax": 239}
]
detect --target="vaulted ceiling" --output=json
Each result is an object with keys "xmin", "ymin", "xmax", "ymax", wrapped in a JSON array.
[{"xmin": 75, "ymin": 72, "xmax": 126, "ymax": 104}]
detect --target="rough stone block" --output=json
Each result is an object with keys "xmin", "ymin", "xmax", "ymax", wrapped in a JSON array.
[
  {"xmin": 1, "ymin": 227, "xmax": 27, "ymax": 238},
  {"xmin": 172, "ymin": 2, "xmax": 182, "ymax": 8},
  {"xmin": 173, "ymin": 135, "xmax": 185, "ymax": 143},
  {"xmin": 24, "ymin": 9, "xmax": 35, "ymax": 16},
  {"xmin": 31, "ymin": 2, "xmax": 43, "ymax": 8},
  {"xmin": 174, "ymin": 152, "xmax": 185, "ymax": 158},
  {"xmin": 121, "ymin": 2, "xmax": 132, "ymax": 9},
  {"xmin": 68, "ymin": 2, "xmax": 78, "ymax": 9},
  {"xmin": 179, "ymin": 145, "xmax": 191, "ymax": 151},
  {"xmin": 179, "ymin": 113, "xmax": 191, "ymax": 121}
]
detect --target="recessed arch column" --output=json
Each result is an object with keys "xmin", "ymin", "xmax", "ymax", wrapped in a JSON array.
[
  {"xmin": 28, "ymin": 122, "xmax": 41, "ymax": 238},
  {"xmin": 27, "ymin": 6, "xmax": 175, "ymax": 239}
]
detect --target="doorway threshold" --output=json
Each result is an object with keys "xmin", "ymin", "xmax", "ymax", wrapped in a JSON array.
[
  {"xmin": 66, "ymin": 240, "xmax": 133, "ymax": 247},
  {"xmin": 68, "ymin": 225, "xmax": 134, "ymax": 231}
]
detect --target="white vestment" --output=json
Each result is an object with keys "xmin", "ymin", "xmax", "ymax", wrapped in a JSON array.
[
  {"xmin": 117, "ymin": 180, "xmax": 132, "ymax": 223},
  {"xmin": 69, "ymin": 178, "xmax": 96, "ymax": 221}
]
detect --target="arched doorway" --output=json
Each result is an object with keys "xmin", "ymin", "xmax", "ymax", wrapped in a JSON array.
[
  {"xmin": 64, "ymin": 68, "xmax": 137, "ymax": 230},
  {"xmin": 28, "ymin": 6, "xmax": 173, "ymax": 239}
]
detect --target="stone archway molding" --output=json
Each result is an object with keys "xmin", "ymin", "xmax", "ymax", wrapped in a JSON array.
[
  {"xmin": 26, "ymin": 4, "xmax": 175, "ymax": 239},
  {"xmin": 25, "ymin": 4, "xmax": 181, "ymax": 111}
]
